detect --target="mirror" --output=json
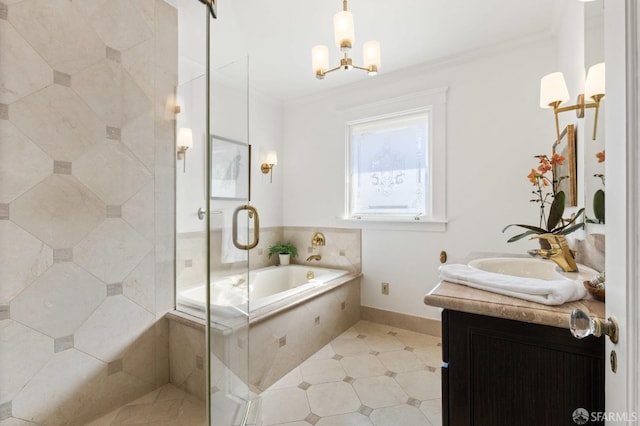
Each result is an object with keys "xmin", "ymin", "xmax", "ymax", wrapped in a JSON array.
[
  {"xmin": 584, "ymin": 0, "xmax": 605, "ymax": 224},
  {"xmin": 553, "ymin": 124, "xmax": 578, "ymax": 207}
]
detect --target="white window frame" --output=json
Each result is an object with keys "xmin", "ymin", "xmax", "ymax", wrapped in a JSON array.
[{"xmin": 342, "ymin": 87, "xmax": 448, "ymax": 231}]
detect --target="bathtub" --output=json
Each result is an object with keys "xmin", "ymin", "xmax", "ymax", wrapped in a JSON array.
[{"xmin": 177, "ymin": 265, "xmax": 349, "ymax": 318}]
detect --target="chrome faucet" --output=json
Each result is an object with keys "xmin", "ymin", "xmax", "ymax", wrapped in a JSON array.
[
  {"xmin": 306, "ymin": 254, "xmax": 321, "ymax": 262},
  {"xmin": 528, "ymin": 234, "xmax": 578, "ymax": 272}
]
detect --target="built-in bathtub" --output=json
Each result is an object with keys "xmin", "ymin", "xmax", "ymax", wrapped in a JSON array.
[
  {"xmin": 177, "ymin": 264, "xmax": 350, "ymax": 319},
  {"xmin": 171, "ymin": 264, "xmax": 361, "ymax": 392}
]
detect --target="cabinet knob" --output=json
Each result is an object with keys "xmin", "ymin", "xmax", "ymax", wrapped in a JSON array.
[{"xmin": 570, "ymin": 308, "xmax": 618, "ymax": 344}]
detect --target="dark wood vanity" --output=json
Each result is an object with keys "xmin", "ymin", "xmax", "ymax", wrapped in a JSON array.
[{"xmin": 426, "ymin": 282, "xmax": 606, "ymax": 425}]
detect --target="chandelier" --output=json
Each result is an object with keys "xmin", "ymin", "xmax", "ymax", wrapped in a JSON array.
[{"xmin": 311, "ymin": 0, "xmax": 381, "ymax": 79}]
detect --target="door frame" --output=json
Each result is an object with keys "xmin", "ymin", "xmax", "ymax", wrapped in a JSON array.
[{"xmin": 604, "ymin": 0, "xmax": 639, "ymax": 420}]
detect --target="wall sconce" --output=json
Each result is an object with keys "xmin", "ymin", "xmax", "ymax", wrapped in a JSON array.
[
  {"xmin": 261, "ymin": 151, "xmax": 278, "ymax": 183},
  {"xmin": 176, "ymin": 128, "xmax": 193, "ymax": 173},
  {"xmin": 540, "ymin": 62, "xmax": 605, "ymax": 142}
]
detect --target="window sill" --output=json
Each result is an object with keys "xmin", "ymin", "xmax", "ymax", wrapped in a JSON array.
[{"xmin": 336, "ymin": 217, "xmax": 448, "ymax": 232}]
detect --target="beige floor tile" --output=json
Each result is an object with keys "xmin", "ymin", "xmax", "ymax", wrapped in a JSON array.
[
  {"xmin": 307, "ymin": 343, "xmax": 336, "ymax": 360},
  {"xmin": 420, "ymin": 399, "xmax": 442, "ymax": 426},
  {"xmin": 269, "ymin": 366, "xmax": 303, "ymax": 390},
  {"xmin": 339, "ymin": 353, "xmax": 386, "ymax": 379},
  {"xmin": 316, "ymin": 412, "xmax": 373, "ymax": 426},
  {"xmin": 261, "ymin": 387, "xmax": 310, "ymax": 425},
  {"xmin": 352, "ymin": 376, "xmax": 408, "ymax": 409},
  {"xmin": 377, "ymin": 350, "xmax": 426, "ymax": 373},
  {"xmin": 330, "ymin": 337, "xmax": 370, "ymax": 356},
  {"xmin": 306, "ymin": 382, "xmax": 361, "ymax": 417},
  {"xmin": 363, "ymin": 335, "xmax": 405, "ymax": 353},
  {"xmin": 394, "ymin": 370, "xmax": 441, "ymax": 401},
  {"xmin": 300, "ymin": 358, "xmax": 346, "ymax": 384},
  {"xmin": 370, "ymin": 404, "xmax": 431, "ymax": 426}
]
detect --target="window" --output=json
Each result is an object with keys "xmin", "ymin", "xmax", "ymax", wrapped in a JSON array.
[
  {"xmin": 344, "ymin": 88, "xmax": 447, "ymax": 228},
  {"xmin": 348, "ymin": 109, "xmax": 429, "ymax": 217}
]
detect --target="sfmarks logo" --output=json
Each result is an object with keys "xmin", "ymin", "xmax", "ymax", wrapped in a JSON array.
[{"xmin": 573, "ymin": 408, "xmax": 589, "ymax": 425}]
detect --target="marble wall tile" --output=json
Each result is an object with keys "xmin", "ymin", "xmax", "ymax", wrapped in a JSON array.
[
  {"xmin": 2, "ymin": 0, "xmax": 176, "ymax": 421},
  {"xmin": 283, "ymin": 227, "xmax": 361, "ymax": 273},
  {"xmin": 121, "ymin": 110, "xmax": 155, "ymax": 171},
  {"xmin": 154, "ymin": 0, "xmax": 177, "ymax": 79},
  {"xmin": 123, "ymin": 251, "xmax": 156, "ymax": 313},
  {"xmin": 72, "ymin": 59, "xmax": 151, "ymax": 128},
  {"xmin": 122, "ymin": 40, "xmax": 155, "ymax": 103},
  {"xmin": 11, "ymin": 175, "xmax": 106, "ymax": 249},
  {"xmin": 74, "ymin": 140, "xmax": 152, "ymax": 205},
  {"xmin": 10, "ymin": 85, "xmax": 104, "ymax": 162},
  {"xmin": 0, "ymin": 221, "xmax": 53, "ymax": 304},
  {"xmin": 0, "ymin": 320, "xmax": 53, "ymax": 404},
  {"xmin": 75, "ymin": 295, "xmax": 155, "ymax": 362},
  {"xmin": 121, "ymin": 180, "xmax": 155, "ymax": 243},
  {"xmin": 8, "ymin": 0, "xmax": 105, "ymax": 75},
  {"xmin": 0, "ymin": 20, "xmax": 52, "ymax": 104},
  {"xmin": 11, "ymin": 262, "xmax": 106, "ymax": 339},
  {"xmin": 169, "ymin": 321, "xmax": 206, "ymax": 400},
  {"xmin": 73, "ymin": 0, "xmax": 153, "ymax": 52},
  {"xmin": 11, "ymin": 349, "xmax": 106, "ymax": 424},
  {"xmin": 74, "ymin": 218, "xmax": 153, "ymax": 283}
]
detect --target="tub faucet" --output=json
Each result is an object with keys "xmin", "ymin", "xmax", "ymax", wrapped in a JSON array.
[
  {"xmin": 311, "ymin": 232, "xmax": 326, "ymax": 248},
  {"xmin": 306, "ymin": 254, "xmax": 321, "ymax": 262},
  {"xmin": 528, "ymin": 234, "xmax": 578, "ymax": 272}
]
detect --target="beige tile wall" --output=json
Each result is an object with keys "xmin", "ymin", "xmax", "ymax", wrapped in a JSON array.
[{"xmin": 0, "ymin": 1, "xmax": 177, "ymax": 423}]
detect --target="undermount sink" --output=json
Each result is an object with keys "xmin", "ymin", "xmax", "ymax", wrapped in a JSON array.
[{"xmin": 468, "ymin": 257, "xmax": 598, "ymax": 282}]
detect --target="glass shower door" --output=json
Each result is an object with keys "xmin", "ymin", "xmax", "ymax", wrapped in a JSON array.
[{"xmin": 207, "ymin": 53, "xmax": 253, "ymax": 424}]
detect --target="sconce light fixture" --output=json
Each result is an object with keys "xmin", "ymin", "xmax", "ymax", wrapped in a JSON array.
[
  {"xmin": 311, "ymin": 0, "xmax": 380, "ymax": 80},
  {"xmin": 261, "ymin": 151, "xmax": 278, "ymax": 183},
  {"xmin": 176, "ymin": 128, "xmax": 193, "ymax": 173},
  {"xmin": 540, "ymin": 62, "xmax": 605, "ymax": 142}
]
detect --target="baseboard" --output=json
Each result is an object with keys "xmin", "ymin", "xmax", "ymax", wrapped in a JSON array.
[{"xmin": 360, "ymin": 306, "xmax": 441, "ymax": 337}]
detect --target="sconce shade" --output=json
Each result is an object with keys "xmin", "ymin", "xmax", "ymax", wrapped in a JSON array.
[
  {"xmin": 363, "ymin": 40, "xmax": 381, "ymax": 74},
  {"xmin": 334, "ymin": 10, "xmax": 355, "ymax": 51},
  {"xmin": 266, "ymin": 151, "xmax": 278, "ymax": 165},
  {"xmin": 177, "ymin": 128, "xmax": 193, "ymax": 149},
  {"xmin": 585, "ymin": 62, "xmax": 605, "ymax": 100},
  {"xmin": 312, "ymin": 45, "xmax": 330, "ymax": 74},
  {"xmin": 540, "ymin": 72, "xmax": 570, "ymax": 108}
]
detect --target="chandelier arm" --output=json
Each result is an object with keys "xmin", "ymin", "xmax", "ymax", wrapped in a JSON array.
[
  {"xmin": 351, "ymin": 65, "xmax": 371, "ymax": 72},
  {"xmin": 324, "ymin": 65, "xmax": 343, "ymax": 75}
]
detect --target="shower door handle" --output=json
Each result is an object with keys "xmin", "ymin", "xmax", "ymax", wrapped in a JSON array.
[{"xmin": 232, "ymin": 205, "xmax": 260, "ymax": 250}]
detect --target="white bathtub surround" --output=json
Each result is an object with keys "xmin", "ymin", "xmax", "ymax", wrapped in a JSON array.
[{"xmin": 0, "ymin": 0, "xmax": 177, "ymax": 423}]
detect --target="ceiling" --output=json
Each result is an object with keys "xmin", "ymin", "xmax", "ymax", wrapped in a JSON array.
[{"xmin": 172, "ymin": 0, "xmax": 569, "ymax": 102}]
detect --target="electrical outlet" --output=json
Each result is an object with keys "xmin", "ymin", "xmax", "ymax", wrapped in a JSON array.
[{"xmin": 381, "ymin": 282, "xmax": 390, "ymax": 295}]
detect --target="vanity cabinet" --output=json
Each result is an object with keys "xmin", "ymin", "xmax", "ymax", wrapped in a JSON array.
[{"xmin": 441, "ymin": 309, "xmax": 605, "ymax": 425}]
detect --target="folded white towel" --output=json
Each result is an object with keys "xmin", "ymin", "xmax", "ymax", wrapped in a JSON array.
[{"xmin": 439, "ymin": 264, "xmax": 587, "ymax": 306}]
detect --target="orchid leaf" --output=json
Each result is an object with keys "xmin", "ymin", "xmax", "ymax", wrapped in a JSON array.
[
  {"xmin": 506, "ymin": 229, "xmax": 539, "ymax": 243},
  {"xmin": 593, "ymin": 189, "xmax": 605, "ymax": 223},
  {"xmin": 502, "ymin": 223, "xmax": 547, "ymax": 234},
  {"xmin": 558, "ymin": 222, "xmax": 585, "ymax": 235},
  {"xmin": 547, "ymin": 191, "xmax": 565, "ymax": 231}
]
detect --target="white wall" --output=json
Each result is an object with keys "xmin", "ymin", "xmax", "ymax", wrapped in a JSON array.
[{"xmin": 282, "ymin": 38, "xmax": 558, "ymax": 320}]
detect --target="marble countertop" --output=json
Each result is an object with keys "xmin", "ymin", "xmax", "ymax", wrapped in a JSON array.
[{"xmin": 424, "ymin": 281, "xmax": 606, "ymax": 329}]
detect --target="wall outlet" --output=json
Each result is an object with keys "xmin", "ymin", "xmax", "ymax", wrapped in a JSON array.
[{"xmin": 381, "ymin": 282, "xmax": 390, "ymax": 295}]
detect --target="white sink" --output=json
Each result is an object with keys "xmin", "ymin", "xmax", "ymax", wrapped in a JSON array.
[{"xmin": 468, "ymin": 257, "xmax": 598, "ymax": 282}]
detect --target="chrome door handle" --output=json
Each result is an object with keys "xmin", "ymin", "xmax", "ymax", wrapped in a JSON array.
[
  {"xmin": 570, "ymin": 309, "xmax": 619, "ymax": 344},
  {"xmin": 232, "ymin": 205, "xmax": 260, "ymax": 250},
  {"xmin": 197, "ymin": 207, "xmax": 206, "ymax": 220}
]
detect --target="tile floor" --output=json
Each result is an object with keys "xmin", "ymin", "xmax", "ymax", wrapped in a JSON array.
[{"xmin": 87, "ymin": 320, "xmax": 442, "ymax": 426}]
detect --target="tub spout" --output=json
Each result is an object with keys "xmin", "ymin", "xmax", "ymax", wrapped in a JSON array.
[{"xmin": 306, "ymin": 254, "xmax": 321, "ymax": 262}]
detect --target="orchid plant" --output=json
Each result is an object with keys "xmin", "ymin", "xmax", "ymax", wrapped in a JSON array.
[{"xmin": 503, "ymin": 153, "xmax": 584, "ymax": 243}]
